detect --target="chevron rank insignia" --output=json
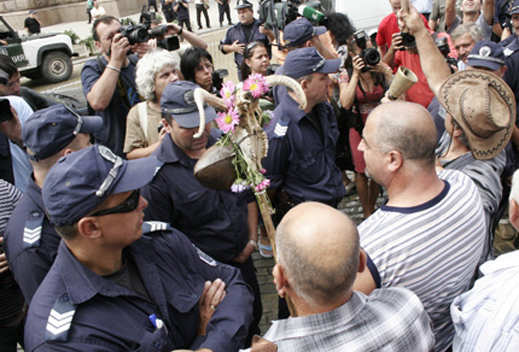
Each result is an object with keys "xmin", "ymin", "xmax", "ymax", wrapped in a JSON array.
[
  {"xmin": 142, "ymin": 221, "xmax": 170, "ymax": 234},
  {"xmin": 274, "ymin": 119, "xmax": 289, "ymax": 138},
  {"xmin": 23, "ymin": 211, "xmax": 44, "ymax": 249},
  {"xmin": 193, "ymin": 245, "xmax": 217, "ymax": 267},
  {"xmin": 45, "ymin": 294, "xmax": 77, "ymax": 342}
]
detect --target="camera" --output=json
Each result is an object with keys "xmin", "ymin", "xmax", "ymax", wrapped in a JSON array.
[
  {"xmin": 0, "ymin": 99, "xmax": 14, "ymax": 123},
  {"xmin": 435, "ymin": 36, "xmax": 458, "ymax": 73},
  {"xmin": 353, "ymin": 30, "xmax": 380, "ymax": 72},
  {"xmin": 148, "ymin": 25, "xmax": 180, "ymax": 51},
  {"xmin": 119, "ymin": 24, "xmax": 149, "ymax": 45},
  {"xmin": 212, "ymin": 69, "xmax": 229, "ymax": 93},
  {"xmin": 398, "ymin": 32, "xmax": 416, "ymax": 50},
  {"xmin": 119, "ymin": 22, "xmax": 180, "ymax": 51}
]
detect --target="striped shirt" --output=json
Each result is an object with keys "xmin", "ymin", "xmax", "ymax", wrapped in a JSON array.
[
  {"xmin": 241, "ymin": 288, "xmax": 434, "ymax": 352},
  {"xmin": 451, "ymin": 250, "xmax": 519, "ymax": 351},
  {"xmin": 359, "ymin": 170, "xmax": 485, "ymax": 352}
]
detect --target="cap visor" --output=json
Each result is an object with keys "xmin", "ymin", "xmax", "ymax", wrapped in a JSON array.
[
  {"xmin": 80, "ymin": 115, "xmax": 104, "ymax": 134},
  {"xmin": 112, "ymin": 156, "xmax": 158, "ymax": 194},
  {"xmin": 174, "ymin": 106, "xmax": 217, "ymax": 128},
  {"xmin": 317, "ymin": 59, "xmax": 341, "ymax": 74},
  {"xmin": 466, "ymin": 58, "xmax": 501, "ymax": 71},
  {"xmin": 314, "ymin": 26, "xmax": 327, "ymax": 36}
]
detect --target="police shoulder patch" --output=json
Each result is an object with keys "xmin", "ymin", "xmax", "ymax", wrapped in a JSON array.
[
  {"xmin": 193, "ymin": 245, "xmax": 217, "ymax": 266},
  {"xmin": 142, "ymin": 221, "xmax": 170, "ymax": 234},
  {"xmin": 45, "ymin": 293, "xmax": 77, "ymax": 342},
  {"xmin": 273, "ymin": 118, "xmax": 290, "ymax": 138},
  {"xmin": 23, "ymin": 210, "xmax": 44, "ymax": 249},
  {"xmin": 504, "ymin": 47, "xmax": 515, "ymax": 57}
]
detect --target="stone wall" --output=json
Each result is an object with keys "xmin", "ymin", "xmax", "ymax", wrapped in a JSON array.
[{"xmin": 1, "ymin": 0, "xmax": 144, "ymax": 30}]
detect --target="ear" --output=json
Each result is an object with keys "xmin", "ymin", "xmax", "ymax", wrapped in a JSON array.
[
  {"xmin": 386, "ymin": 150, "xmax": 403, "ymax": 173},
  {"xmin": 272, "ymin": 263, "xmax": 289, "ymax": 299},
  {"xmin": 245, "ymin": 58, "xmax": 252, "ymax": 68},
  {"xmin": 509, "ymin": 199, "xmax": 519, "ymax": 229},
  {"xmin": 62, "ymin": 147, "xmax": 75, "ymax": 156},
  {"xmin": 77, "ymin": 217, "xmax": 102, "ymax": 240},
  {"xmin": 162, "ymin": 118, "xmax": 172, "ymax": 132},
  {"xmin": 94, "ymin": 40, "xmax": 103, "ymax": 51}
]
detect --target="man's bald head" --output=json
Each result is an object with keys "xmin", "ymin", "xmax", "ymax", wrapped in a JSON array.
[
  {"xmin": 367, "ymin": 101, "xmax": 437, "ymax": 167},
  {"xmin": 276, "ymin": 202, "xmax": 359, "ymax": 306}
]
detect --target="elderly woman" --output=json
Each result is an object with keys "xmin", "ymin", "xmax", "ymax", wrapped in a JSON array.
[{"xmin": 124, "ymin": 49, "xmax": 179, "ymax": 159}]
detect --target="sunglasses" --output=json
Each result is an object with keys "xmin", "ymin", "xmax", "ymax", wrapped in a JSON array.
[{"xmin": 89, "ymin": 188, "xmax": 141, "ymax": 217}]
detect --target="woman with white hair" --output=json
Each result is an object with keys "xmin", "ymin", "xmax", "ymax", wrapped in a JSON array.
[{"xmin": 124, "ymin": 49, "xmax": 179, "ymax": 159}]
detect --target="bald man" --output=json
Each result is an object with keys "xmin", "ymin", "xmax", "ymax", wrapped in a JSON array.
[
  {"xmin": 355, "ymin": 101, "xmax": 486, "ymax": 352},
  {"xmin": 242, "ymin": 202, "xmax": 434, "ymax": 352}
]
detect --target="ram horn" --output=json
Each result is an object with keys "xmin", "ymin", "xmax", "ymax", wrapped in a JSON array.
[
  {"xmin": 266, "ymin": 75, "xmax": 307, "ymax": 111},
  {"xmin": 193, "ymin": 88, "xmax": 227, "ymax": 138}
]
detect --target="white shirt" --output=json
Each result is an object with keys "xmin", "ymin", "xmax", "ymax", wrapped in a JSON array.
[{"xmin": 451, "ymin": 250, "xmax": 519, "ymax": 351}]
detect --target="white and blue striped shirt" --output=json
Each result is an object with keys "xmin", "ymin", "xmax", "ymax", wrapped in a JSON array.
[{"xmin": 360, "ymin": 170, "xmax": 485, "ymax": 352}]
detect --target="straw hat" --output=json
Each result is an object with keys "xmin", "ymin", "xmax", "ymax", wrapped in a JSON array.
[{"xmin": 439, "ymin": 70, "xmax": 516, "ymax": 160}]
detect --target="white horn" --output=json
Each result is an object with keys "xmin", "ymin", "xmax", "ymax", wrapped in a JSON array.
[
  {"xmin": 266, "ymin": 75, "xmax": 307, "ymax": 110},
  {"xmin": 193, "ymin": 88, "xmax": 226, "ymax": 138}
]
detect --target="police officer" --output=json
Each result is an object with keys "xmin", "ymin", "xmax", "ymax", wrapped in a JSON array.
[
  {"xmin": 24, "ymin": 144, "xmax": 254, "ymax": 351},
  {"xmin": 263, "ymin": 47, "xmax": 347, "ymax": 320},
  {"xmin": 4, "ymin": 105, "xmax": 101, "ymax": 304},
  {"xmin": 141, "ymin": 80, "xmax": 262, "ymax": 346},
  {"xmin": 263, "ymin": 47, "xmax": 345, "ymax": 211},
  {"xmin": 219, "ymin": 0, "xmax": 270, "ymax": 80}
]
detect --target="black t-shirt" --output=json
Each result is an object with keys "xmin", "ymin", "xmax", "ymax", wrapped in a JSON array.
[{"xmin": 24, "ymin": 17, "xmax": 40, "ymax": 34}]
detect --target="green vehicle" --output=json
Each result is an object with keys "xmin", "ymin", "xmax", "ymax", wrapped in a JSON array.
[{"xmin": 0, "ymin": 15, "xmax": 76, "ymax": 83}]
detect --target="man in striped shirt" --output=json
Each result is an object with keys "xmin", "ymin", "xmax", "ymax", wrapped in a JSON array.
[{"xmin": 354, "ymin": 101, "xmax": 486, "ymax": 351}]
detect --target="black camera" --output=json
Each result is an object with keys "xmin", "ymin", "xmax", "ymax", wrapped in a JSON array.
[
  {"xmin": 0, "ymin": 99, "xmax": 14, "ymax": 123},
  {"xmin": 119, "ymin": 24, "xmax": 149, "ymax": 45},
  {"xmin": 148, "ymin": 25, "xmax": 180, "ymax": 51},
  {"xmin": 353, "ymin": 30, "xmax": 380, "ymax": 72},
  {"xmin": 213, "ymin": 69, "xmax": 229, "ymax": 94},
  {"xmin": 398, "ymin": 32, "xmax": 416, "ymax": 50},
  {"xmin": 435, "ymin": 36, "xmax": 458, "ymax": 73}
]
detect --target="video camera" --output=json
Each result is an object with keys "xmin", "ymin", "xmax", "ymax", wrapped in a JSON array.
[
  {"xmin": 259, "ymin": 0, "xmax": 326, "ymax": 32},
  {"xmin": 353, "ymin": 30, "xmax": 380, "ymax": 72}
]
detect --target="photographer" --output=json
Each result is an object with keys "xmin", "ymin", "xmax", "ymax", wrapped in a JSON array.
[
  {"xmin": 338, "ymin": 30, "xmax": 393, "ymax": 219},
  {"xmin": 181, "ymin": 47, "xmax": 227, "ymax": 94},
  {"xmin": 383, "ymin": 29, "xmax": 438, "ymax": 107},
  {"xmin": 81, "ymin": 16, "xmax": 148, "ymax": 157}
]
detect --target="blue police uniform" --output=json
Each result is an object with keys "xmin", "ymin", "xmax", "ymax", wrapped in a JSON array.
[
  {"xmin": 220, "ymin": 19, "xmax": 269, "ymax": 78},
  {"xmin": 24, "ymin": 223, "xmax": 254, "ymax": 352},
  {"xmin": 142, "ymin": 134, "xmax": 252, "ymax": 263},
  {"xmin": 263, "ymin": 96, "xmax": 346, "ymax": 207},
  {"xmin": 141, "ymin": 134, "xmax": 263, "ymax": 341},
  {"xmin": 4, "ymin": 177, "xmax": 60, "ymax": 304}
]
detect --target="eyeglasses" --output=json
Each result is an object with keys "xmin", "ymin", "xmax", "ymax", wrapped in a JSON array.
[
  {"xmin": 89, "ymin": 188, "xmax": 141, "ymax": 217},
  {"xmin": 95, "ymin": 145, "xmax": 123, "ymax": 198}
]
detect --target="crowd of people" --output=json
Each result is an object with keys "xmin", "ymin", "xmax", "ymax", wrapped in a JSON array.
[{"xmin": 2, "ymin": 0, "xmax": 519, "ymax": 351}]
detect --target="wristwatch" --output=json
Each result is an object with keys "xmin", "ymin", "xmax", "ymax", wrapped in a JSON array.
[{"xmin": 248, "ymin": 239, "xmax": 258, "ymax": 250}]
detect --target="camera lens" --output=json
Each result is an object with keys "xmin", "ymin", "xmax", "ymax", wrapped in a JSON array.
[
  {"xmin": 362, "ymin": 48, "xmax": 380, "ymax": 67},
  {"xmin": 128, "ymin": 26, "xmax": 149, "ymax": 44}
]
